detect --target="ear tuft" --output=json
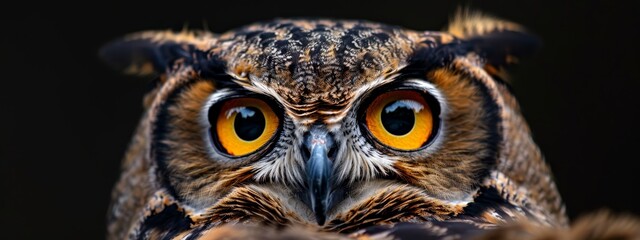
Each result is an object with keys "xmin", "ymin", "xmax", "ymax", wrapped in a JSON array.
[
  {"xmin": 446, "ymin": 8, "xmax": 525, "ymax": 40},
  {"xmin": 99, "ymin": 30, "xmax": 216, "ymax": 76},
  {"xmin": 446, "ymin": 8, "xmax": 541, "ymax": 70}
]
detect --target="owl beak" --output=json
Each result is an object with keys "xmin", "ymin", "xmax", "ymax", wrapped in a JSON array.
[{"xmin": 303, "ymin": 126, "xmax": 335, "ymax": 226}]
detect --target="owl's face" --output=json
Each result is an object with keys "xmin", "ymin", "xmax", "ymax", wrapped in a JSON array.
[{"xmin": 103, "ymin": 16, "xmax": 566, "ymax": 239}]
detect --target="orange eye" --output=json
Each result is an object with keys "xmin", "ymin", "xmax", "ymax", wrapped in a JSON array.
[
  {"xmin": 212, "ymin": 98, "xmax": 279, "ymax": 156},
  {"xmin": 364, "ymin": 90, "xmax": 435, "ymax": 151}
]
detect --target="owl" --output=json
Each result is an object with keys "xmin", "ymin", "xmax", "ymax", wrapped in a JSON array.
[{"xmin": 101, "ymin": 11, "xmax": 640, "ymax": 240}]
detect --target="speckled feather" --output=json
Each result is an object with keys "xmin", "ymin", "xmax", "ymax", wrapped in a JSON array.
[{"xmin": 101, "ymin": 11, "xmax": 640, "ymax": 240}]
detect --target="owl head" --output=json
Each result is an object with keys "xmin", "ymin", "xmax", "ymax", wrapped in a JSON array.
[{"xmin": 102, "ymin": 11, "xmax": 566, "ymax": 239}]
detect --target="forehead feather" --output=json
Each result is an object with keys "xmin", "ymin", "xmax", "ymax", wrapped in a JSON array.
[{"xmin": 216, "ymin": 19, "xmax": 422, "ymax": 105}]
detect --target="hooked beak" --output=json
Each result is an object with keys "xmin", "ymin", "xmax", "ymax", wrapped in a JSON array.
[{"xmin": 303, "ymin": 126, "xmax": 336, "ymax": 225}]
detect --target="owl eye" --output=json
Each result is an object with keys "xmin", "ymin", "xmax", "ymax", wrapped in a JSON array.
[
  {"xmin": 210, "ymin": 98, "xmax": 279, "ymax": 156},
  {"xmin": 364, "ymin": 90, "xmax": 436, "ymax": 151}
]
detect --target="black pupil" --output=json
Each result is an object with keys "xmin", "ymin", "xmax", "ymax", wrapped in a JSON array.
[
  {"xmin": 381, "ymin": 101, "xmax": 415, "ymax": 136},
  {"xmin": 234, "ymin": 107, "xmax": 265, "ymax": 141}
]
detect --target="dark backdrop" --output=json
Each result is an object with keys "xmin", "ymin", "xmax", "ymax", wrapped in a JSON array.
[{"xmin": 2, "ymin": 1, "xmax": 639, "ymax": 238}]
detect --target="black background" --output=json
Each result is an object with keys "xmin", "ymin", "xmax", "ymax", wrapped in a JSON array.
[{"xmin": 2, "ymin": 1, "xmax": 639, "ymax": 238}]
